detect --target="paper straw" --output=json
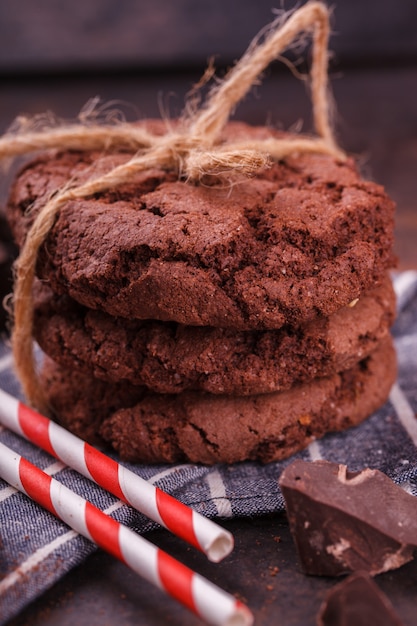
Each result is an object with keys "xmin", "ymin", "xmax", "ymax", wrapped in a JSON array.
[
  {"xmin": 0, "ymin": 388, "xmax": 233, "ymax": 562},
  {"xmin": 0, "ymin": 441, "xmax": 252, "ymax": 626}
]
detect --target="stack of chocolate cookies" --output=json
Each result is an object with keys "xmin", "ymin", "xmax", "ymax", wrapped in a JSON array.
[{"xmin": 6, "ymin": 123, "xmax": 397, "ymax": 464}]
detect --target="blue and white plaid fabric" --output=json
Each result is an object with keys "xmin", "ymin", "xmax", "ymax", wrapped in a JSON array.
[{"xmin": 1, "ymin": 271, "xmax": 417, "ymax": 624}]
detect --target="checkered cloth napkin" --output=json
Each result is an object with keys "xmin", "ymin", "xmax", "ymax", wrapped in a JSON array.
[{"xmin": 1, "ymin": 270, "xmax": 417, "ymax": 624}]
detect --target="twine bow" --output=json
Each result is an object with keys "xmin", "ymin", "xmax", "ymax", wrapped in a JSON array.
[{"xmin": 1, "ymin": 2, "xmax": 345, "ymax": 410}]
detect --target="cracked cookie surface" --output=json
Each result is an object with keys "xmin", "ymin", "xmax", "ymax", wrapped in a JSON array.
[{"xmin": 7, "ymin": 122, "xmax": 396, "ymax": 330}]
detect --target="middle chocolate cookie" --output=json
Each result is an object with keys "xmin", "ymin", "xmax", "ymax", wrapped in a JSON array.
[{"xmin": 33, "ymin": 275, "xmax": 395, "ymax": 396}]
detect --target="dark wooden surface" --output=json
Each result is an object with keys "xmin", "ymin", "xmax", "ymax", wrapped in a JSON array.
[
  {"xmin": 7, "ymin": 514, "xmax": 417, "ymax": 626},
  {"xmin": 1, "ymin": 2, "xmax": 417, "ymax": 624}
]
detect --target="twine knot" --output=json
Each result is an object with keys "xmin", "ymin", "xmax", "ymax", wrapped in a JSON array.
[{"xmin": 0, "ymin": 2, "xmax": 346, "ymax": 410}]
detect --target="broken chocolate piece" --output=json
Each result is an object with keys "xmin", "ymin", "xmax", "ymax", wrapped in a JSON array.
[
  {"xmin": 317, "ymin": 571, "xmax": 404, "ymax": 626},
  {"xmin": 279, "ymin": 459, "xmax": 417, "ymax": 576}
]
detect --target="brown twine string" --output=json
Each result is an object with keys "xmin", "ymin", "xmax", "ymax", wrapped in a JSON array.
[{"xmin": 1, "ymin": 2, "xmax": 346, "ymax": 411}]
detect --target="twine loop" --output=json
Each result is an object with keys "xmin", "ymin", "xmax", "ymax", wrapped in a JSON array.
[{"xmin": 1, "ymin": 2, "xmax": 346, "ymax": 410}]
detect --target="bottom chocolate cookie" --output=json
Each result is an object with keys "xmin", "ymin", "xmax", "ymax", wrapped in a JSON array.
[{"xmin": 41, "ymin": 337, "xmax": 396, "ymax": 465}]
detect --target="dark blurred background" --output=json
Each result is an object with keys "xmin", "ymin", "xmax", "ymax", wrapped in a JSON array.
[
  {"xmin": 0, "ymin": 0, "xmax": 416, "ymax": 326},
  {"xmin": 0, "ymin": 0, "xmax": 416, "ymax": 73}
]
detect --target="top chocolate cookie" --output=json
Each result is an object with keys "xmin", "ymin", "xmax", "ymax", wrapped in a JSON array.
[{"xmin": 7, "ymin": 122, "xmax": 396, "ymax": 329}]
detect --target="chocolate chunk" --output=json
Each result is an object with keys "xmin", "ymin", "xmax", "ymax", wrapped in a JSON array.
[
  {"xmin": 317, "ymin": 571, "xmax": 404, "ymax": 626},
  {"xmin": 279, "ymin": 460, "xmax": 417, "ymax": 576}
]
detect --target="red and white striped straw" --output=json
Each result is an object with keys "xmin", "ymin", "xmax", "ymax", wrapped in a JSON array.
[
  {"xmin": 0, "ymin": 388, "xmax": 233, "ymax": 562},
  {"xmin": 0, "ymin": 441, "xmax": 253, "ymax": 626}
]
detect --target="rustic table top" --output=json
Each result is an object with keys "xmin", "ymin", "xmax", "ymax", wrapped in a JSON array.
[{"xmin": 5, "ymin": 513, "xmax": 417, "ymax": 626}]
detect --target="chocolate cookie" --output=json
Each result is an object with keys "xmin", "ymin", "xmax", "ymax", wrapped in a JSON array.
[
  {"xmin": 7, "ymin": 122, "xmax": 396, "ymax": 330},
  {"xmin": 33, "ymin": 275, "xmax": 396, "ymax": 395},
  {"xmin": 41, "ymin": 336, "xmax": 397, "ymax": 464}
]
